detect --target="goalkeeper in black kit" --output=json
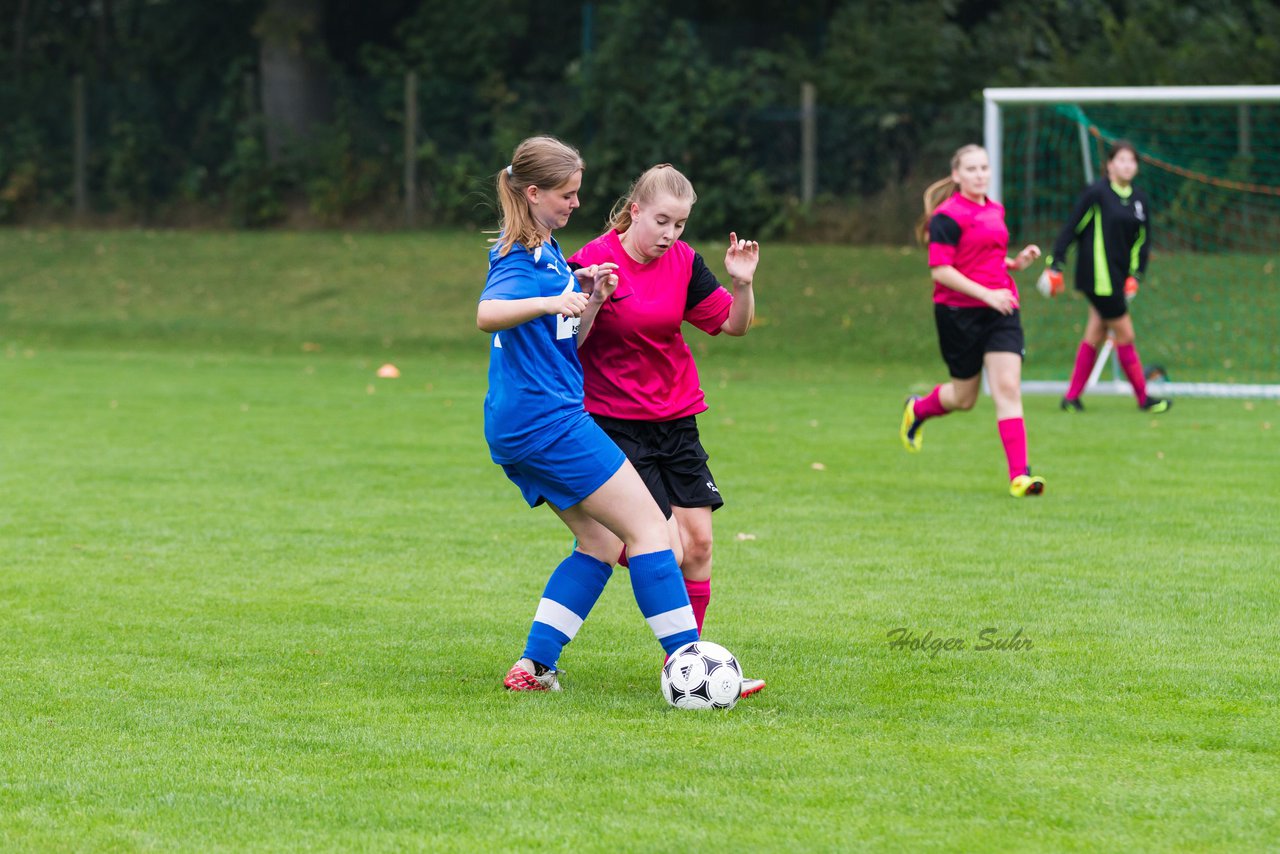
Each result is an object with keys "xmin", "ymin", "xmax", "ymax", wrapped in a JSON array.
[{"xmin": 1040, "ymin": 140, "xmax": 1171, "ymax": 414}]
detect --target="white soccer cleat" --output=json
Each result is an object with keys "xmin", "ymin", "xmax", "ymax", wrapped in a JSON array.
[
  {"xmin": 740, "ymin": 677, "xmax": 766, "ymax": 698},
  {"xmin": 504, "ymin": 657, "xmax": 561, "ymax": 691}
]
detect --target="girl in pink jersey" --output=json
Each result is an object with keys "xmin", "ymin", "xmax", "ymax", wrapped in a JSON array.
[
  {"xmin": 898, "ymin": 144, "xmax": 1047, "ymax": 498},
  {"xmin": 569, "ymin": 164, "xmax": 765, "ymax": 696}
]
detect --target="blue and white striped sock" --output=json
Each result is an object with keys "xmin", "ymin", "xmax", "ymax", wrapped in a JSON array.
[
  {"xmin": 522, "ymin": 551, "xmax": 613, "ymax": 671},
  {"xmin": 626, "ymin": 549, "xmax": 699, "ymax": 655}
]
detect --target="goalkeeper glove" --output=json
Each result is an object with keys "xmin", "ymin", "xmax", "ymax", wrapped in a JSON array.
[
  {"xmin": 1124, "ymin": 275, "xmax": 1140, "ymax": 301},
  {"xmin": 1036, "ymin": 267, "xmax": 1064, "ymax": 298}
]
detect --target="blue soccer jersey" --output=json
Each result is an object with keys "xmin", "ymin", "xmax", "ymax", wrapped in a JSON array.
[{"xmin": 481, "ymin": 237, "xmax": 586, "ymax": 464}]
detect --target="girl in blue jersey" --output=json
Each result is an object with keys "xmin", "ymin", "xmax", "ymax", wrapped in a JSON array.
[{"xmin": 478, "ymin": 136, "xmax": 700, "ymax": 691}]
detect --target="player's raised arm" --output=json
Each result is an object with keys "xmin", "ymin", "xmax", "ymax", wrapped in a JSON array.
[{"xmin": 720, "ymin": 232, "xmax": 758, "ymax": 336}]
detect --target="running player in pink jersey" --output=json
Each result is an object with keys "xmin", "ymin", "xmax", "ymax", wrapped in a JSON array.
[
  {"xmin": 569, "ymin": 164, "xmax": 765, "ymax": 697},
  {"xmin": 899, "ymin": 144, "xmax": 1047, "ymax": 498}
]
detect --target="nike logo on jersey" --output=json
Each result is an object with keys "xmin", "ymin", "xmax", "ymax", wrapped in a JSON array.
[{"xmin": 610, "ymin": 293, "xmax": 632, "ymax": 302}]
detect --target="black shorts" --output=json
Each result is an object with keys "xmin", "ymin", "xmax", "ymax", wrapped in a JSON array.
[
  {"xmin": 591, "ymin": 414, "xmax": 723, "ymax": 518},
  {"xmin": 934, "ymin": 304, "xmax": 1026, "ymax": 380},
  {"xmin": 1080, "ymin": 286, "xmax": 1128, "ymax": 320}
]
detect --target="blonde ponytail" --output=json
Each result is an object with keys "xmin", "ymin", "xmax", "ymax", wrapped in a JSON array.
[{"xmin": 493, "ymin": 136, "xmax": 584, "ymax": 257}]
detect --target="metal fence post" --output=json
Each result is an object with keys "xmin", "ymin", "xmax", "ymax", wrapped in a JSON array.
[
  {"xmin": 404, "ymin": 70, "xmax": 418, "ymax": 228},
  {"xmin": 801, "ymin": 81, "xmax": 816, "ymax": 204},
  {"xmin": 73, "ymin": 73, "xmax": 88, "ymax": 219}
]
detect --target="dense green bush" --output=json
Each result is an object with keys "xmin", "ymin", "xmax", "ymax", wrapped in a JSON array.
[{"xmin": 2, "ymin": 0, "xmax": 1279, "ymax": 234}]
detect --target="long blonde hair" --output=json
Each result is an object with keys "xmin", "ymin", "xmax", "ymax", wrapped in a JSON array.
[
  {"xmin": 606, "ymin": 163, "xmax": 697, "ymax": 234},
  {"xmin": 494, "ymin": 136, "xmax": 584, "ymax": 257},
  {"xmin": 916, "ymin": 144, "xmax": 985, "ymax": 244}
]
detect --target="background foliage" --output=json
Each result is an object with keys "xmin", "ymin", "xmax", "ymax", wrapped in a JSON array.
[{"xmin": 2, "ymin": 0, "xmax": 1280, "ymax": 238}]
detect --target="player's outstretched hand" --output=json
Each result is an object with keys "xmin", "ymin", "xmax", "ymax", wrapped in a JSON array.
[
  {"xmin": 1011, "ymin": 244, "xmax": 1041, "ymax": 271},
  {"xmin": 548, "ymin": 290, "xmax": 590, "ymax": 318},
  {"xmin": 574, "ymin": 263, "xmax": 619, "ymax": 300},
  {"xmin": 724, "ymin": 232, "xmax": 760, "ymax": 284}
]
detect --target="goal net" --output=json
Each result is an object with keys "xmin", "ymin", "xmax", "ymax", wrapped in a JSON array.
[{"xmin": 985, "ymin": 86, "xmax": 1280, "ymax": 398}]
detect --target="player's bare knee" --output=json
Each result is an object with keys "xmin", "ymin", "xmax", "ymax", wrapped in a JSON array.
[
  {"xmin": 993, "ymin": 392, "xmax": 1022, "ymax": 412},
  {"xmin": 576, "ymin": 533, "xmax": 622, "ymax": 566},
  {"xmin": 682, "ymin": 538, "xmax": 712, "ymax": 575},
  {"xmin": 625, "ymin": 512, "xmax": 676, "ymax": 556}
]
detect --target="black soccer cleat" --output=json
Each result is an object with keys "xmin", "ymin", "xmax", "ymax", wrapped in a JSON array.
[
  {"xmin": 1139, "ymin": 396, "xmax": 1172, "ymax": 414},
  {"xmin": 1060, "ymin": 396, "xmax": 1084, "ymax": 413}
]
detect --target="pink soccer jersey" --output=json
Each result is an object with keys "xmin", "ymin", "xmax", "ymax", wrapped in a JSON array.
[
  {"xmin": 570, "ymin": 230, "xmax": 733, "ymax": 421},
  {"xmin": 927, "ymin": 192, "xmax": 1017, "ymax": 309}
]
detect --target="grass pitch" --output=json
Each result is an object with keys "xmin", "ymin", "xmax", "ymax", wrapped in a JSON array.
[{"xmin": 1, "ymin": 229, "xmax": 1277, "ymax": 850}]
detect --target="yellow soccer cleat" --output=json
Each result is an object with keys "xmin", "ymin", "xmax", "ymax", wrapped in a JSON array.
[
  {"xmin": 900, "ymin": 396, "xmax": 924, "ymax": 453},
  {"xmin": 1009, "ymin": 474, "xmax": 1046, "ymax": 498}
]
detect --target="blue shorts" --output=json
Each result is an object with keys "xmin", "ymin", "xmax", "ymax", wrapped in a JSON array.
[{"xmin": 500, "ymin": 414, "xmax": 627, "ymax": 510}]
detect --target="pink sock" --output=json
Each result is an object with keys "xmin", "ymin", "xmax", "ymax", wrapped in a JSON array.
[
  {"xmin": 1116, "ymin": 343, "xmax": 1147, "ymax": 405},
  {"xmin": 1065, "ymin": 342, "xmax": 1098, "ymax": 401},
  {"xmin": 912, "ymin": 385, "xmax": 949, "ymax": 421},
  {"xmin": 997, "ymin": 417, "xmax": 1028, "ymax": 481},
  {"xmin": 685, "ymin": 578, "xmax": 710, "ymax": 635}
]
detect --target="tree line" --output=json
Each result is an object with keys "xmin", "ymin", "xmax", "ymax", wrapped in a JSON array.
[{"xmin": 2, "ymin": 0, "xmax": 1278, "ymax": 239}]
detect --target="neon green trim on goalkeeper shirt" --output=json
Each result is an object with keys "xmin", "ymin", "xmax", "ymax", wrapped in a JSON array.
[
  {"xmin": 1092, "ymin": 204, "xmax": 1112, "ymax": 296},
  {"xmin": 1130, "ymin": 225, "xmax": 1146, "ymax": 277},
  {"xmin": 1075, "ymin": 206, "xmax": 1094, "ymax": 235}
]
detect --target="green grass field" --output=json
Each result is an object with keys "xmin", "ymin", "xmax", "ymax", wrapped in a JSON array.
[
  {"xmin": 1017, "ymin": 250, "xmax": 1280, "ymax": 385},
  {"xmin": 2, "ymin": 229, "xmax": 1278, "ymax": 850}
]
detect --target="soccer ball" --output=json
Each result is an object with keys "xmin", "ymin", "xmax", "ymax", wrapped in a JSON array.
[{"xmin": 661, "ymin": 641, "xmax": 742, "ymax": 709}]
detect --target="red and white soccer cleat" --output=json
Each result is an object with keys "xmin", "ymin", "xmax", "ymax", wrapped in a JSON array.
[{"xmin": 504, "ymin": 658, "xmax": 561, "ymax": 692}]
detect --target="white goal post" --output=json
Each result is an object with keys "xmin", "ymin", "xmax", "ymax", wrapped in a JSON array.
[{"xmin": 983, "ymin": 85, "xmax": 1280, "ymax": 399}]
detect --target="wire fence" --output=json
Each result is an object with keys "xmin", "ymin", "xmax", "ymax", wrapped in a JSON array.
[{"xmin": 1, "ymin": 69, "xmax": 974, "ymax": 240}]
